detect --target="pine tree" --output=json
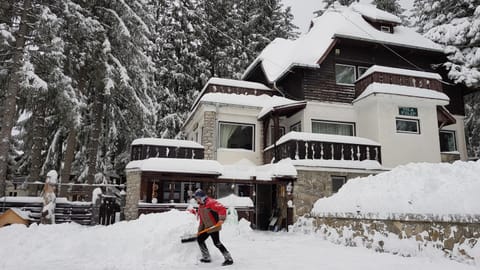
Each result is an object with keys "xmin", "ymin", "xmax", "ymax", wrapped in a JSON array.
[
  {"xmin": 371, "ymin": 0, "xmax": 404, "ymax": 16},
  {"xmin": 465, "ymin": 92, "xmax": 480, "ymax": 158},
  {"xmin": 412, "ymin": 0, "xmax": 480, "ymax": 88}
]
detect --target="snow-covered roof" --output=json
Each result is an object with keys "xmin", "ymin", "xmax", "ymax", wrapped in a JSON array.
[
  {"xmin": 126, "ymin": 157, "xmax": 297, "ymax": 181},
  {"xmin": 217, "ymin": 194, "xmax": 254, "ymax": 208},
  {"xmin": 221, "ymin": 158, "xmax": 297, "ymax": 181},
  {"xmin": 351, "ymin": 3, "xmax": 401, "ymax": 24},
  {"xmin": 266, "ymin": 132, "xmax": 380, "ymax": 151},
  {"xmin": 126, "ymin": 158, "xmax": 223, "ymax": 175},
  {"xmin": 191, "ymin": 77, "xmax": 273, "ymax": 110},
  {"xmin": 243, "ymin": 5, "xmax": 442, "ymax": 83},
  {"xmin": 199, "ymin": 93, "xmax": 302, "ymax": 120},
  {"xmin": 357, "ymin": 65, "xmax": 443, "ymax": 81},
  {"xmin": 131, "ymin": 138, "xmax": 204, "ymax": 149},
  {"xmin": 354, "ymin": 83, "xmax": 450, "ymax": 103},
  {"xmin": 312, "ymin": 160, "xmax": 480, "ymax": 216},
  {"xmin": 291, "ymin": 159, "xmax": 383, "ymax": 171},
  {"xmin": 9, "ymin": 208, "xmax": 32, "ymax": 220}
]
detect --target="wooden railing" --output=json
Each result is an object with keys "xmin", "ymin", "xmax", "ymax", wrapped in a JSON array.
[
  {"xmin": 131, "ymin": 145, "xmax": 204, "ymax": 161},
  {"xmin": 264, "ymin": 140, "xmax": 381, "ymax": 164}
]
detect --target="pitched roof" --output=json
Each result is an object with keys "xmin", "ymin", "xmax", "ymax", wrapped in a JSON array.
[{"xmin": 243, "ymin": 4, "xmax": 442, "ymax": 83}]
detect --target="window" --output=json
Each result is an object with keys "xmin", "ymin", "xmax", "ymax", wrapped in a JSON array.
[
  {"xmin": 335, "ymin": 64, "xmax": 356, "ymax": 85},
  {"xmin": 380, "ymin": 25, "xmax": 391, "ymax": 33},
  {"xmin": 396, "ymin": 118, "xmax": 420, "ymax": 134},
  {"xmin": 270, "ymin": 126, "xmax": 285, "ymax": 145},
  {"xmin": 357, "ymin": 66, "xmax": 369, "ymax": 78},
  {"xmin": 290, "ymin": 122, "xmax": 301, "ymax": 132},
  {"xmin": 312, "ymin": 120, "xmax": 355, "ymax": 136},
  {"xmin": 439, "ymin": 130, "xmax": 457, "ymax": 152},
  {"xmin": 331, "ymin": 176, "xmax": 347, "ymax": 193},
  {"xmin": 219, "ymin": 122, "xmax": 254, "ymax": 150}
]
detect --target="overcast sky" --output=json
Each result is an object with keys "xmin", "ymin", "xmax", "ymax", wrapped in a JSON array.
[{"xmin": 282, "ymin": 0, "xmax": 415, "ymax": 34}]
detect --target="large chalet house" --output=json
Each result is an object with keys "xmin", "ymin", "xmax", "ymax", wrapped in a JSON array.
[{"xmin": 125, "ymin": 4, "xmax": 472, "ymax": 230}]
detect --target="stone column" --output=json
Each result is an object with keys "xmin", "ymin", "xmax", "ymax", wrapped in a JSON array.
[
  {"xmin": 202, "ymin": 111, "xmax": 216, "ymax": 160},
  {"xmin": 125, "ymin": 170, "xmax": 141, "ymax": 220}
]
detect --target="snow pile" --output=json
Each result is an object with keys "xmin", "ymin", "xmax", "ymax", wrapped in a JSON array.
[
  {"xmin": 0, "ymin": 211, "xmax": 475, "ymax": 269},
  {"xmin": 131, "ymin": 138, "xmax": 204, "ymax": 149},
  {"xmin": 218, "ymin": 194, "xmax": 254, "ymax": 208},
  {"xmin": 312, "ymin": 160, "xmax": 480, "ymax": 217},
  {"xmin": 354, "ymin": 82, "xmax": 450, "ymax": 103}
]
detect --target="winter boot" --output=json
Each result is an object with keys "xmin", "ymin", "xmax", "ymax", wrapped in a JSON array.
[
  {"xmin": 221, "ymin": 251, "xmax": 233, "ymax": 266},
  {"xmin": 200, "ymin": 258, "xmax": 211, "ymax": 263}
]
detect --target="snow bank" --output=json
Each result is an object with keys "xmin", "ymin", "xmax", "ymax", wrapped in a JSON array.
[{"xmin": 312, "ymin": 160, "xmax": 480, "ymax": 217}]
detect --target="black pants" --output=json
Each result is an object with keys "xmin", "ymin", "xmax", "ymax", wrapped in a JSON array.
[{"xmin": 197, "ymin": 231, "xmax": 228, "ymax": 258}]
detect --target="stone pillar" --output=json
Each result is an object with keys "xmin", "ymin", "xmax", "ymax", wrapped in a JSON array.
[
  {"xmin": 125, "ymin": 170, "xmax": 141, "ymax": 220},
  {"xmin": 202, "ymin": 111, "xmax": 216, "ymax": 160}
]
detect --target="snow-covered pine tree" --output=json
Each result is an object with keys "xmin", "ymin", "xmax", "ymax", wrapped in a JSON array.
[
  {"xmin": 465, "ymin": 92, "xmax": 480, "ymax": 158},
  {"xmin": 371, "ymin": 0, "xmax": 404, "ymax": 16},
  {"xmin": 412, "ymin": 0, "xmax": 480, "ymax": 158},
  {"xmin": 315, "ymin": 0, "xmax": 357, "ymax": 16},
  {"xmin": 0, "ymin": 0, "xmax": 39, "ymax": 196}
]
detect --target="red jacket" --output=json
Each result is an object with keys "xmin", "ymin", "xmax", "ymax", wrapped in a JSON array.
[{"xmin": 198, "ymin": 197, "xmax": 226, "ymax": 233}]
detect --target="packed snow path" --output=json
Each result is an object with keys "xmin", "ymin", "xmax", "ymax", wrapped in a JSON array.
[{"xmin": 0, "ymin": 211, "xmax": 476, "ymax": 270}]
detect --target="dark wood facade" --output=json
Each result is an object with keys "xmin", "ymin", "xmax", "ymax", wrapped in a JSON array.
[{"xmin": 246, "ymin": 37, "xmax": 467, "ymax": 116}]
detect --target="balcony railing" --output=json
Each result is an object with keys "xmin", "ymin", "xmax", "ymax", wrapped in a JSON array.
[
  {"xmin": 130, "ymin": 145, "xmax": 204, "ymax": 161},
  {"xmin": 264, "ymin": 138, "xmax": 381, "ymax": 164}
]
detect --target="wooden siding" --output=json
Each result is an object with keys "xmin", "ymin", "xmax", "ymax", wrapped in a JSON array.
[
  {"xmin": 302, "ymin": 54, "xmax": 356, "ymax": 103},
  {"xmin": 355, "ymin": 72, "xmax": 443, "ymax": 98}
]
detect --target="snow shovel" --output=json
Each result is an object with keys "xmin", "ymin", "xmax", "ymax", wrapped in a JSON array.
[{"xmin": 181, "ymin": 224, "xmax": 219, "ymax": 243}]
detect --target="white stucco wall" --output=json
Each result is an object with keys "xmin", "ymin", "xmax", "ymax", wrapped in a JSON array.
[
  {"xmin": 441, "ymin": 115, "xmax": 468, "ymax": 161},
  {"xmin": 354, "ymin": 94, "xmax": 448, "ymax": 168},
  {"xmin": 302, "ymin": 102, "xmax": 357, "ymax": 133}
]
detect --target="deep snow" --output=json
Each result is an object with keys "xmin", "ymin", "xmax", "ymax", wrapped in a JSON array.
[{"xmin": 0, "ymin": 210, "xmax": 476, "ymax": 270}]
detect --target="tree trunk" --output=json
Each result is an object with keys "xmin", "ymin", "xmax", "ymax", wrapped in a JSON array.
[
  {"xmin": 0, "ymin": 0, "xmax": 33, "ymax": 197},
  {"xmin": 60, "ymin": 127, "xmax": 77, "ymax": 197},
  {"xmin": 28, "ymin": 99, "xmax": 46, "ymax": 195}
]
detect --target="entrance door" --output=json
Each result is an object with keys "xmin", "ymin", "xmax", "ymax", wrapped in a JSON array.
[{"xmin": 255, "ymin": 184, "xmax": 276, "ymax": 230}]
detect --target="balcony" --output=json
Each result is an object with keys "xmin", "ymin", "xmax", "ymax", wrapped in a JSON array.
[
  {"xmin": 130, "ymin": 138, "xmax": 204, "ymax": 161},
  {"xmin": 264, "ymin": 132, "xmax": 381, "ymax": 165}
]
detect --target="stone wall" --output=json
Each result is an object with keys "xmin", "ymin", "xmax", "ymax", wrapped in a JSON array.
[
  {"xmin": 293, "ymin": 170, "xmax": 373, "ymax": 217},
  {"xmin": 312, "ymin": 215, "xmax": 480, "ymax": 263},
  {"xmin": 125, "ymin": 170, "xmax": 141, "ymax": 220},
  {"xmin": 202, "ymin": 111, "xmax": 216, "ymax": 160}
]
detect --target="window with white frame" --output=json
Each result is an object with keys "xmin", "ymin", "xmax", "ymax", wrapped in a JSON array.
[
  {"xmin": 312, "ymin": 120, "xmax": 355, "ymax": 136},
  {"xmin": 219, "ymin": 122, "xmax": 254, "ymax": 150},
  {"xmin": 396, "ymin": 118, "xmax": 420, "ymax": 134},
  {"xmin": 290, "ymin": 122, "xmax": 301, "ymax": 132},
  {"xmin": 439, "ymin": 130, "xmax": 457, "ymax": 152},
  {"xmin": 335, "ymin": 64, "xmax": 356, "ymax": 85},
  {"xmin": 331, "ymin": 176, "xmax": 347, "ymax": 193}
]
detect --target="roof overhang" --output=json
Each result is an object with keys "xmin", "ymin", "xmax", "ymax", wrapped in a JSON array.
[
  {"xmin": 258, "ymin": 101, "xmax": 307, "ymax": 121},
  {"xmin": 437, "ymin": 106, "xmax": 457, "ymax": 128}
]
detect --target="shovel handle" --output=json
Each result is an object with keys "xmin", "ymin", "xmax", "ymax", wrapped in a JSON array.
[{"xmin": 197, "ymin": 224, "xmax": 220, "ymax": 236}]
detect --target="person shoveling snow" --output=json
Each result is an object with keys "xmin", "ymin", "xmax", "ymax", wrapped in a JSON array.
[{"xmin": 190, "ymin": 189, "xmax": 234, "ymax": 266}]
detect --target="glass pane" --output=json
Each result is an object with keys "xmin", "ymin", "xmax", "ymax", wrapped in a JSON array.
[
  {"xmin": 219, "ymin": 123, "xmax": 253, "ymax": 150},
  {"xmin": 312, "ymin": 121, "xmax": 354, "ymax": 136},
  {"xmin": 335, "ymin": 64, "xmax": 355, "ymax": 84},
  {"xmin": 396, "ymin": 119, "xmax": 419, "ymax": 133},
  {"xmin": 290, "ymin": 122, "xmax": 301, "ymax": 132},
  {"xmin": 439, "ymin": 131, "xmax": 456, "ymax": 152},
  {"xmin": 358, "ymin": 67, "xmax": 369, "ymax": 78}
]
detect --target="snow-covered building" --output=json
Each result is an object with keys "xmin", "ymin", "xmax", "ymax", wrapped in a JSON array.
[{"xmin": 126, "ymin": 4, "xmax": 473, "ymax": 228}]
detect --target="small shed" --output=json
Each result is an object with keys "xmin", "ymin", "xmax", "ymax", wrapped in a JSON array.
[{"xmin": 0, "ymin": 208, "xmax": 31, "ymax": 227}]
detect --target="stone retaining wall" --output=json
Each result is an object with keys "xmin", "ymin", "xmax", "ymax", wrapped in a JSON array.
[
  {"xmin": 125, "ymin": 170, "xmax": 141, "ymax": 220},
  {"xmin": 311, "ymin": 214, "xmax": 480, "ymax": 263}
]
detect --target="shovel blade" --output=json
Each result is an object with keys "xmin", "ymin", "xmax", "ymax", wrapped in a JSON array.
[{"xmin": 181, "ymin": 234, "xmax": 197, "ymax": 243}]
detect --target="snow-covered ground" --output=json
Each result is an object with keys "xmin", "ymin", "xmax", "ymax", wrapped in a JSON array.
[{"xmin": 0, "ymin": 210, "xmax": 476, "ymax": 270}]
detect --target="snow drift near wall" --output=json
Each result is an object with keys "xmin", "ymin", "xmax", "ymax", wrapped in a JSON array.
[{"xmin": 312, "ymin": 160, "xmax": 480, "ymax": 217}]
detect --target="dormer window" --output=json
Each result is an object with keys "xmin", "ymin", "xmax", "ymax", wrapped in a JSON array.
[{"xmin": 380, "ymin": 25, "xmax": 391, "ymax": 33}]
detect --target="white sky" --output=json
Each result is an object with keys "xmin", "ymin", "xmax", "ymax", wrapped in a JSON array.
[{"xmin": 282, "ymin": 0, "xmax": 415, "ymax": 33}]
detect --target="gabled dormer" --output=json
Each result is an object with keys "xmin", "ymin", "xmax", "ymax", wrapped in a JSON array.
[{"xmin": 351, "ymin": 3, "xmax": 401, "ymax": 34}]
